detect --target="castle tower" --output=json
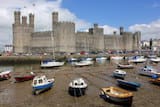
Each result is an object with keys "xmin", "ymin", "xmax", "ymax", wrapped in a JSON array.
[
  {"xmin": 29, "ymin": 13, "xmax": 34, "ymax": 28},
  {"xmin": 13, "ymin": 11, "xmax": 34, "ymax": 53}
]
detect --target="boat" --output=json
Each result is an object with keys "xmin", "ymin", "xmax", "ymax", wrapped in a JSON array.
[
  {"xmin": 96, "ymin": 56, "xmax": 107, "ymax": 64},
  {"xmin": 41, "ymin": 59, "xmax": 65, "ymax": 68},
  {"xmin": 68, "ymin": 78, "xmax": 87, "ymax": 96},
  {"xmin": 128, "ymin": 56, "xmax": 147, "ymax": 63},
  {"xmin": 113, "ymin": 69, "xmax": 126, "ymax": 79},
  {"xmin": 32, "ymin": 75, "xmax": 54, "ymax": 95},
  {"xmin": 14, "ymin": 72, "xmax": 35, "ymax": 82},
  {"xmin": 0, "ymin": 70, "xmax": 11, "ymax": 81},
  {"xmin": 149, "ymin": 57, "xmax": 160, "ymax": 63},
  {"xmin": 74, "ymin": 60, "xmax": 93, "ymax": 67},
  {"xmin": 100, "ymin": 86, "xmax": 133, "ymax": 105},
  {"xmin": 110, "ymin": 56, "xmax": 123, "ymax": 60},
  {"xmin": 149, "ymin": 74, "xmax": 160, "ymax": 85},
  {"xmin": 138, "ymin": 65, "xmax": 160, "ymax": 77},
  {"xmin": 117, "ymin": 79, "xmax": 141, "ymax": 90},
  {"xmin": 117, "ymin": 63, "xmax": 134, "ymax": 69},
  {"xmin": 67, "ymin": 58, "xmax": 78, "ymax": 65}
]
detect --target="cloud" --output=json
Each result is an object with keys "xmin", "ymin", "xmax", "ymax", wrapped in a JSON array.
[
  {"xmin": 101, "ymin": 25, "xmax": 119, "ymax": 35},
  {"xmin": 152, "ymin": 2, "xmax": 160, "ymax": 8},
  {"xmin": 129, "ymin": 19, "xmax": 160, "ymax": 40},
  {"xmin": 0, "ymin": 0, "xmax": 91, "ymax": 46}
]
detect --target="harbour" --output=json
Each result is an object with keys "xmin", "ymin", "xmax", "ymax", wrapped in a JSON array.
[{"xmin": 0, "ymin": 60, "xmax": 160, "ymax": 107}]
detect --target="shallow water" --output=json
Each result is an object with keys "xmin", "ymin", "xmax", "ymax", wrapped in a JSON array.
[{"xmin": 0, "ymin": 60, "xmax": 160, "ymax": 107}]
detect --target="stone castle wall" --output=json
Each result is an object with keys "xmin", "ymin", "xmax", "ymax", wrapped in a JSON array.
[{"xmin": 13, "ymin": 11, "xmax": 141, "ymax": 54}]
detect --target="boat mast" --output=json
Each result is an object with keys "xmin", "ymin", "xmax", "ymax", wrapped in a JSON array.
[{"xmin": 51, "ymin": 31, "xmax": 55, "ymax": 59}]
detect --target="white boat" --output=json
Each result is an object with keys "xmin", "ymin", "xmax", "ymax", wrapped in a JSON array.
[
  {"xmin": 113, "ymin": 69, "xmax": 126, "ymax": 79},
  {"xmin": 74, "ymin": 60, "xmax": 93, "ymax": 67},
  {"xmin": 32, "ymin": 75, "xmax": 54, "ymax": 95},
  {"xmin": 96, "ymin": 56, "xmax": 107, "ymax": 64},
  {"xmin": 0, "ymin": 70, "xmax": 12, "ymax": 81},
  {"xmin": 128, "ymin": 56, "xmax": 147, "ymax": 63},
  {"xmin": 41, "ymin": 59, "xmax": 65, "ymax": 68},
  {"xmin": 150, "ymin": 57, "xmax": 160, "ymax": 63},
  {"xmin": 110, "ymin": 56, "xmax": 124, "ymax": 60},
  {"xmin": 139, "ymin": 65, "xmax": 160, "ymax": 77},
  {"xmin": 117, "ymin": 63, "xmax": 134, "ymax": 69},
  {"xmin": 68, "ymin": 58, "xmax": 78, "ymax": 65},
  {"xmin": 68, "ymin": 78, "xmax": 87, "ymax": 96}
]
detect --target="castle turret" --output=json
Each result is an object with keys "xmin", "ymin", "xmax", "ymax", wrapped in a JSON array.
[
  {"xmin": 22, "ymin": 16, "xmax": 27, "ymax": 25},
  {"xmin": 120, "ymin": 26, "xmax": 124, "ymax": 35},
  {"xmin": 14, "ymin": 11, "xmax": 21, "ymax": 25},
  {"xmin": 29, "ymin": 13, "xmax": 34, "ymax": 27},
  {"xmin": 52, "ymin": 12, "xmax": 58, "ymax": 30}
]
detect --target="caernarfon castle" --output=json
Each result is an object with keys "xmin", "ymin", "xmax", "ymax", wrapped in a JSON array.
[{"xmin": 13, "ymin": 11, "xmax": 141, "ymax": 54}]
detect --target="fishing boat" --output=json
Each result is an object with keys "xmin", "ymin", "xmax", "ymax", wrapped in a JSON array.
[
  {"xmin": 110, "ymin": 56, "xmax": 124, "ymax": 60},
  {"xmin": 138, "ymin": 65, "xmax": 160, "ymax": 77},
  {"xmin": 117, "ymin": 79, "xmax": 141, "ymax": 90},
  {"xmin": 149, "ymin": 74, "xmax": 160, "ymax": 85},
  {"xmin": 113, "ymin": 69, "xmax": 126, "ymax": 79},
  {"xmin": 117, "ymin": 63, "xmax": 134, "ymax": 69},
  {"xmin": 0, "ymin": 70, "xmax": 11, "ymax": 81},
  {"xmin": 74, "ymin": 60, "xmax": 93, "ymax": 67},
  {"xmin": 41, "ymin": 59, "xmax": 65, "ymax": 68},
  {"xmin": 14, "ymin": 72, "xmax": 35, "ymax": 82},
  {"xmin": 68, "ymin": 78, "xmax": 87, "ymax": 96},
  {"xmin": 100, "ymin": 86, "xmax": 133, "ymax": 105},
  {"xmin": 32, "ymin": 75, "xmax": 54, "ymax": 95},
  {"xmin": 96, "ymin": 56, "xmax": 107, "ymax": 64},
  {"xmin": 128, "ymin": 56, "xmax": 147, "ymax": 63},
  {"xmin": 149, "ymin": 57, "xmax": 160, "ymax": 63}
]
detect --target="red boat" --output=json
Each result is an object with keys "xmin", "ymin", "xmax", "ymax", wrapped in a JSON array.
[
  {"xmin": 0, "ymin": 70, "xmax": 11, "ymax": 81},
  {"xmin": 15, "ymin": 72, "xmax": 35, "ymax": 82}
]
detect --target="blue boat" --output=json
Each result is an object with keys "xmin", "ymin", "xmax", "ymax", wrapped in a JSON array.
[
  {"xmin": 32, "ymin": 75, "xmax": 54, "ymax": 95},
  {"xmin": 117, "ymin": 79, "xmax": 141, "ymax": 90}
]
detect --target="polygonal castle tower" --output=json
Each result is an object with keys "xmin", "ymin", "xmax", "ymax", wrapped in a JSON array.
[{"xmin": 12, "ymin": 11, "xmax": 34, "ymax": 53}]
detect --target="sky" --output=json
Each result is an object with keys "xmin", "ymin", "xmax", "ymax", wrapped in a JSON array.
[{"xmin": 1, "ymin": 0, "xmax": 160, "ymax": 46}]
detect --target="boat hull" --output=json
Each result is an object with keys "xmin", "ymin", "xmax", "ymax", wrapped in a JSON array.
[
  {"xmin": 68, "ymin": 87, "xmax": 86, "ymax": 96},
  {"xmin": 0, "ymin": 74, "xmax": 11, "ymax": 81},
  {"xmin": 15, "ymin": 75, "xmax": 35, "ymax": 82},
  {"xmin": 117, "ymin": 79, "xmax": 141, "ymax": 90},
  {"xmin": 117, "ymin": 64, "xmax": 134, "ymax": 69},
  {"xmin": 100, "ymin": 92, "xmax": 133, "ymax": 105}
]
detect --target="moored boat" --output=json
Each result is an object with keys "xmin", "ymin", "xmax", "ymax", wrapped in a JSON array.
[
  {"xmin": 117, "ymin": 63, "xmax": 134, "ymax": 69},
  {"xmin": 32, "ymin": 75, "xmax": 54, "ymax": 95},
  {"xmin": 110, "ymin": 56, "xmax": 123, "ymax": 60},
  {"xmin": 0, "ymin": 70, "xmax": 11, "ymax": 81},
  {"xmin": 68, "ymin": 78, "xmax": 87, "ymax": 96},
  {"xmin": 149, "ymin": 74, "xmax": 160, "ymax": 85},
  {"xmin": 100, "ymin": 86, "xmax": 133, "ymax": 105},
  {"xmin": 149, "ymin": 57, "xmax": 160, "ymax": 63},
  {"xmin": 96, "ymin": 56, "xmax": 107, "ymax": 64},
  {"xmin": 74, "ymin": 60, "xmax": 93, "ymax": 67},
  {"xmin": 117, "ymin": 79, "xmax": 141, "ymax": 90},
  {"xmin": 113, "ymin": 69, "xmax": 126, "ymax": 79},
  {"xmin": 15, "ymin": 72, "xmax": 35, "ymax": 82},
  {"xmin": 138, "ymin": 65, "xmax": 160, "ymax": 77},
  {"xmin": 128, "ymin": 56, "xmax": 147, "ymax": 63},
  {"xmin": 41, "ymin": 59, "xmax": 65, "ymax": 68}
]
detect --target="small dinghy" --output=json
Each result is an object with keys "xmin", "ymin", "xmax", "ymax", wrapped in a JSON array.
[
  {"xmin": 0, "ymin": 70, "xmax": 11, "ymax": 81},
  {"xmin": 32, "ymin": 75, "xmax": 54, "ymax": 95},
  {"xmin": 150, "ymin": 57, "xmax": 160, "ymax": 63},
  {"xmin": 138, "ymin": 65, "xmax": 160, "ymax": 77},
  {"xmin": 117, "ymin": 63, "xmax": 134, "ymax": 69},
  {"xmin": 117, "ymin": 79, "xmax": 141, "ymax": 90},
  {"xmin": 113, "ymin": 69, "xmax": 126, "ymax": 79},
  {"xmin": 110, "ymin": 56, "xmax": 124, "ymax": 60},
  {"xmin": 68, "ymin": 78, "xmax": 87, "ymax": 96},
  {"xmin": 96, "ymin": 56, "xmax": 107, "ymax": 64},
  {"xmin": 100, "ymin": 87, "xmax": 133, "ymax": 105},
  {"xmin": 15, "ymin": 72, "xmax": 35, "ymax": 82}
]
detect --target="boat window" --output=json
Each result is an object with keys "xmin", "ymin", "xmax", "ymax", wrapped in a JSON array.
[
  {"xmin": 106, "ymin": 90, "xmax": 110, "ymax": 92},
  {"xmin": 81, "ymin": 83, "xmax": 83, "ymax": 85},
  {"xmin": 75, "ymin": 82, "xmax": 77, "ymax": 85},
  {"xmin": 34, "ymin": 80, "xmax": 37, "ymax": 85},
  {"xmin": 39, "ymin": 79, "xmax": 43, "ymax": 84}
]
